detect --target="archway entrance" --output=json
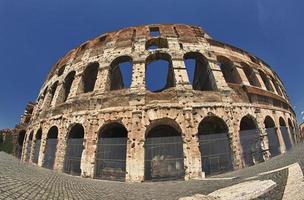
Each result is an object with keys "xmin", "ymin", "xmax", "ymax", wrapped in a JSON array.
[
  {"xmin": 264, "ymin": 116, "xmax": 280, "ymax": 157},
  {"xmin": 17, "ymin": 130, "xmax": 26, "ymax": 159},
  {"xmin": 43, "ymin": 126, "xmax": 58, "ymax": 169},
  {"xmin": 239, "ymin": 116, "xmax": 264, "ymax": 166},
  {"xmin": 95, "ymin": 123, "xmax": 128, "ymax": 181},
  {"xmin": 33, "ymin": 129, "xmax": 42, "ymax": 164},
  {"xmin": 64, "ymin": 124, "xmax": 84, "ymax": 176},
  {"xmin": 279, "ymin": 117, "xmax": 292, "ymax": 150},
  {"xmin": 198, "ymin": 116, "xmax": 232, "ymax": 176},
  {"xmin": 145, "ymin": 122, "xmax": 184, "ymax": 181}
]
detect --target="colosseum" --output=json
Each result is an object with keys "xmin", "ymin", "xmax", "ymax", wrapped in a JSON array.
[{"xmin": 17, "ymin": 24, "xmax": 298, "ymax": 182}]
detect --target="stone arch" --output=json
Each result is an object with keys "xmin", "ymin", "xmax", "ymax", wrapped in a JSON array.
[
  {"xmin": 217, "ymin": 56, "xmax": 241, "ymax": 84},
  {"xmin": 271, "ymin": 78, "xmax": 283, "ymax": 96},
  {"xmin": 45, "ymin": 81, "xmax": 59, "ymax": 107},
  {"xmin": 57, "ymin": 65, "xmax": 66, "ymax": 76},
  {"xmin": 109, "ymin": 56, "xmax": 133, "ymax": 90},
  {"xmin": 259, "ymin": 70, "xmax": 274, "ymax": 92},
  {"xmin": 25, "ymin": 131, "xmax": 34, "ymax": 162},
  {"xmin": 184, "ymin": 52, "xmax": 216, "ymax": 91},
  {"xmin": 17, "ymin": 130, "xmax": 26, "ymax": 159},
  {"xmin": 279, "ymin": 117, "xmax": 292, "ymax": 150},
  {"xmin": 64, "ymin": 123, "xmax": 85, "ymax": 176},
  {"xmin": 95, "ymin": 122, "xmax": 128, "ymax": 181},
  {"xmin": 264, "ymin": 116, "xmax": 280, "ymax": 157},
  {"xmin": 42, "ymin": 126, "xmax": 58, "ymax": 169},
  {"xmin": 145, "ymin": 38, "xmax": 168, "ymax": 50},
  {"xmin": 33, "ymin": 128, "xmax": 42, "ymax": 164},
  {"xmin": 146, "ymin": 52, "xmax": 175, "ymax": 92},
  {"xmin": 79, "ymin": 62, "xmax": 99, "ymax": 93},
  {"xmin": 239, "ymin": 115, "xmax": 264, "ymax": 166},
  {"xmin": 144, "ymin": 118, "xmax": 184, "ymax": 181},
  {"xmin": 241, "ymin": 63, "xmax": 261, "ymax": 87},
  {"xmin": 198, "ymin": 115, "xmax": 233, "ymax": 176},
  {"xmin": 57, "ymin": 71, "xmax": 76, "ymax": 104}
]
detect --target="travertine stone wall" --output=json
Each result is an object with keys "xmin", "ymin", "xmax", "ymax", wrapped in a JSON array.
[{"xmin": 19, "ymin": 24, "xmax": 298, "ymax": 182}]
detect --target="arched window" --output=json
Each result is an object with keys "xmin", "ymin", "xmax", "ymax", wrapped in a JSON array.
[
  {"xmin": 145, "ymin": 119, "xmax": 184, "ymax": 181},
  {"xmin": 57, "ymin": 65, "xmax": 66, "ymax": 76},
  {"xmin": 33, "ymin": 128, "xmax": 42, "ymax": 164},
  {"xmin": 184, "ymin": 52, "xmax": 215, "ymax": 91},
  {"xmin": 239, "ymin": 115, "xmax": 263, "ymax": 166},
  {"xmin": 109, "ymin": 56, "xmax": 133, "ymax": 91},
  {"xmin": 259, "ymin": 70, "xmax": 274, "ymax": 92},
  {"xmin": 217, "ymin": 56, "xmax": 241, "ymax": 84},
  {"xmin": 59, "ymin": 71, "xmax": 76, "ymax": 103},
  {"xmin": 145, "ymin": 38, "xmax": 168, "ymax": 50},
  {"xmin": 279, "ymin": 117, "xmax": 292, "ymax": 150},
  {"xmin": 64, "ymin": 123, "xmax": 84, "ymax": 176},
  {"xmin": 264, "ymin": 116, "xmax": 280, "ymax": 157},
  {"xmin": 95, "ymin": 122, "xmax": 128, "ymax": 181},
  {"xmin": 17, "ymin": 130, "xmax": 26, "ymax": 159},
  {"xmin": 44, "ymin": 81, "xmax": 58, "ymax": 108},
  {"xmin": 146, "ymin": 53, "xmax": 175, "ymax": 92},
  {"xmin": 198, "ymin": 116, "xmax": 232, "ymax": 176},
  {"xmin": 80, "ymin": 62, "xmax": 99, "ymax": 93},
  {"xmin": 43, "ymin": 126, "xmax": 58, "ymax": 170},
  {"xmin": 25, "ymin": 131, "xmax": 33, "ymax": 162},
  {"xmin": 241, "ymin": 63, "xmax": 261, "ymax": 87}
]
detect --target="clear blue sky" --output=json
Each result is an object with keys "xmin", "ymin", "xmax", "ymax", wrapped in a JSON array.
[{"xmin": 0, "ymin": 0, "xmax": 303, "ymax": 129}]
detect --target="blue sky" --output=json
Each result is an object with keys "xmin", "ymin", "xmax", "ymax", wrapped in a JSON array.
[{"xmin": 0, "ymin": 0, "xmax": 303, "ymax": 129}]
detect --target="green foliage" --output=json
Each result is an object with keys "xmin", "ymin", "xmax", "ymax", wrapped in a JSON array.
[
  {"xmin": 0, "ymin": 133, "xmax": 3, "ymax": 151},
  {"xmin": 0, "ymin": 133, "xmax": 14, "ymax": 154}
]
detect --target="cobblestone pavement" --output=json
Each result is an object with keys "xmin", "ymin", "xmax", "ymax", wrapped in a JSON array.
[{"xmin": 1, "ymin": 143, "xmax": 304, "ymax": 200}]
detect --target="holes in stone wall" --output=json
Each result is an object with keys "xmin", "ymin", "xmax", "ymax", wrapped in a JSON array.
[
  {"xmin": 62, "ymin": 71, "xmax": 76, "ymax": 102},
  {"xmin": 149, "ymin": 27, "xmax": 160, "ymax": 37},
  {"xmin": 80, "ymin": 62, "xmax": 99, "ymax": 93},
  {"xmin": 217, "ymin": 56, "xmax": 241, "ymax": 84},
  {"xmin": 184, "ymin": 52, "xmax": 215, "ymax": 91},
  {"xmin": 109, "ymin": 56, "xmax": 133, "ymax": 90},
  {"xmin": 241, "ymin": 63, "xmax": 261, "ymax": 87},
  {"xmin": 146, "ymin": 53, "xmax": 175, "ymax": 92},
  {"xmin": 145, "ymin": 38, "xmax": 168, "ymax": 50}
]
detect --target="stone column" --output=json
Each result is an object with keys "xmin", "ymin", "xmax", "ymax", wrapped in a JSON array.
[
  {"xmin": 130, "ymin": 59, "xmax": 146, "ymax": 92},
  {"xmin": 267, "ymin": 76, "xmax": 278, "ymax": 95},
  {"xmin": 94, "ymin": 64, "xmax": 110, "ymax": 92},
  {"xmin": 53, "ymin": 124, "xmax": 67, "ymax": 172},
  {"xmin": 38, "ymin": 126, "xmax": 48, "ymax": 167},
  {"xmin": 125, "ymin": 110, "xmax": 146, "ymax": 182},
  {"xmin": 256, "ymin": 114, "xmax": 271, "ymax": 160},
  {"xmin": 29, "ymin": 131, "xmax": 37, "ymax": 163},
  {"xmin": 21, "ymin": 133, "xmax": 30, "ymax": 162},
  {"xmin": 67, "ymin": 73, "xmax": 82, "ymax": 98},
  {"xmin": 52, "ymin": 81, "xmax": 64, "ymax": 107},
  {"xmin": 182, "ymin": 108, "xmax": 203, "ymax": 180},
  {"xmin": 171, "ymin": 55, "xmax": 192, "ymax": 90},
  {"xmin": 207, "ymin": 58, "xmax": 231, "ymax": 91},
  {"xmin": 254, "ymin": 70, "xmax": 267, "ymax": 90},
  {"xmin": 274, "ymin": 115, "xmax": 286, "ymax": 154},
  {"xmin": 234, "ymin": 63, "xmax": 251, "ymax": 86}
]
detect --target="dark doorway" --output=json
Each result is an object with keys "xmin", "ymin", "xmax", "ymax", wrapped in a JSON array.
[{"xmin": 42, "ymin": 126, "xmax": 58, "ymax": 170}]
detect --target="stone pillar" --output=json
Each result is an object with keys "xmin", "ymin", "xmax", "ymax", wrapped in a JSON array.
[
  {"xmin": 254, "ymin": 70, "xmax": 267, "ymax": 90},
  {"xmin": 53, "ymin": 124, "xmax": 67, "ymax": 172},
  {"xmin": 267, "ymin": 76, "xmax": 278, "ymax": 94},
  {"xmin": 125, "ymin": 110, "xmax": 145, "ymax": 182},
  {"xmin": 80, "ymin": 118, "xmax": 99, "ymax": 178},
  {"xmin": 67, "ymin": 73, "xmax": 82, "ymax": 98},
  {"xmin": 234, "ymin": 63, "xmax": 251, "ymax": 86},
  {"xmin": 182, "ymin": 108, "xmax": 203, "ymax": 180},
  {"xmin": 94, "ymin": 64, "xmax": 110, "ymax": 92},
  {"xmin": 171, "ymin": 56, "xmax": 192, "ymax": 90},
  {"xmin": 38, "ymin": 126, "xmax": 48, "ymax": 167},
  {"xmin": 274, "ymin": 115, "xmax": 286, "ymax": 154},
  {"xmin": 21, "ymin": 133, "xmax": 30, "ymax": 162},
  {"xmin": 52, "ymin": 81, "xmax": 64, "ymax": 107},
  {"xmin": 130, "ymin": 60, "xmax": 146, "ymax": 91},
  {"xmin": 256, "ymin": 115, "xmax": 271, "ymax": 160},
  {"xmin": 207, "ymin": 58, "xmax": 231, "ymax": 91},
  {"xmin": 29, "ymin": 131, "xmax": 37, "ymax": 163}
]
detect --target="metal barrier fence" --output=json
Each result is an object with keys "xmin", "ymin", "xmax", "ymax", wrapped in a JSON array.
[
  {"xmin": 145, "ymin": 136, "xmax": 184, "ymax": 181},
  {"xmin": 239, "ymin": 129, "xmax": 264, "ymax": 166},
  {"xmin": 266, "ymin": 128, "xmax": 280, "ymax": 157},
  {"xmin": 95, "ymin": 137, "xmax": 127, "ymax": 181},
  {"xmin": 281, "ymin": 127, "xmax": 292, "ymax": 150},
  {"xmin": 64, "ymin": 138, "xmax": 83, "ymax": 176},
  {"xmin": 25, "ymin": 141, "xmax": 32, "ymax": 162},
  {"xmin": 43, "ymin": 139, "xmax": 57, "ymax": 169},
  {"xmin": 199, "ymin": 132, "xmax": 232, "ymax": 176},
  {"xmin": 33, "ymin": 139, "xmax": 41, "ymax": 164}
]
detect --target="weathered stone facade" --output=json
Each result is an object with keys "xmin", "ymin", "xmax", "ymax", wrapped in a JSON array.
[{"xmin": 18, "ymin": 24, "xmax": 298, "ymax": 182}]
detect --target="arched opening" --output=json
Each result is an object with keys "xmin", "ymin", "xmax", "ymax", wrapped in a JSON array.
[
  {"xmin": 33, "ymin": 129, "xmax": 42, "ymax": 164},
  {"xmin": 64, "ymin": 123, "xmax": 84, "ymax": 176},
  {"xmin": 259, "ymin": 70, "xmax": 274, "ymax": 92},
  {"xmin": 217, "ymin": 56, "xmax": 241, "ymax": 84},
  {"xmin": 239, "ymin": 115, "xmax": 264, "ymax": 166},
  {"xmin": 25, "ymin": 131, "xmax": 33, "ymax": 162},
  {"xmin": 264, "ymin": 116, "xmax": 280, "ymax": 157},
  {"xmin": 272, "ymin": 78, "xmax": 283, "ymax": 96},
  {"xmin": 241, "ymin": 63, "xmax": 261, "ymax": 87},
  {"xmin": 80, "ymin": 62, "xmax": 99, "ymax": 93},
  {"xmin": 145, "ymin": 120, "xmax": 184, "ymax": 181},
  {"xmin": 59, "ymin": 71, "xmax": 76, "ymax": 103},
  {"xmin": 46, "ymin": 81, "xmax": 58, "ymax": 107},
  {"xmin": 109, "ymin": 56, "xmax": 133, "ymax": 90},
  {"xmin": 288, "ymin": 119, "xmax": 296, "ymax": 144},
  {"xmin": 184, "ymin": 52, "xmax": 215, "ymax": 91},
  {"xmin": 279, "ymin": 117, "xmax": 292, "ymax": 150},
  {"xmin": 198, "ymin": 116, "xmax": 233, "ymax": 176},
  {"xmin": 17, "ymin": 130, "xmax": 26, "ymax": 159},
  {"xmin": 145, "ymin": 38, "xmax": 168, "ymax": 50},
  {"xmin": 42, "ymin": 126, "xmax": 58, "ymax": 170},
  {"xmin": 146, "ymin": 53, "xmax": 175, "ymax": 92},
  {"xmin": 57, "ymin": 65, "xmax": 66, "ymax": 76},
  {"xmin": 95, "ymin": 122, "xmax": 128, "ymax": 181}
]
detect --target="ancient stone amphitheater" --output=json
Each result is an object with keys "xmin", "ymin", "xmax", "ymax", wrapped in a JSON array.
[{"xmin": 18, "ymin": 24, "xmax": 298, "ymax": 182}]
